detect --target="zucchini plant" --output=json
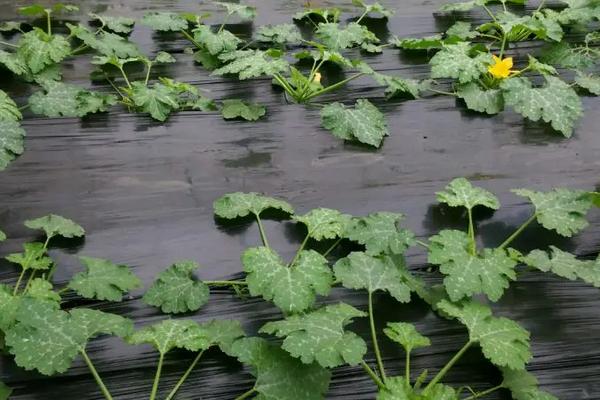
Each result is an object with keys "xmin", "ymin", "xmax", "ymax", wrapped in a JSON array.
[{"xmin": 0, "ymin": 178, "xmax": 598, "ymax": 399}]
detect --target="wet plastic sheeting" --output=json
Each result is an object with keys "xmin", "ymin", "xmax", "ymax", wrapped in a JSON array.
[{"xmin": 0, "ymin": 0, "xmax": 599, "ymax": 399}]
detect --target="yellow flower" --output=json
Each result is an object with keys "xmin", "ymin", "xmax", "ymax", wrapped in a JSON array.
[
  {"xmin": 312, "ymin": 72, "xmax": 322, "ymax": 83},
  {"xmin": 488, "ymin": 55, "xmax": 515, "ymax": 79}
]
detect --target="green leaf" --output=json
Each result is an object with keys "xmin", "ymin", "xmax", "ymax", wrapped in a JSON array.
[
  {"xmin": 540, "ymin": 42, "xmax": 599, "ymax": 70},
  {"xmin": 430, "ymin": 42, "xmax": 492, "ymax": 84},
  {"xmin": 6, "ymin": 242, "xmax": 53, "ymax": 271},
  {"xmin": 501, "ymin": 368, "xmax": 558, "ymax": 400},
  {"xmin": 24, "ymin": 214, "xmax": 84, "ymax": 239},
  {"xmin": 242, "ymin": 247, "xmax": 332, "ymax": 314},
  {"xmin": 68, "ymin": 257, "xmax": 141, "ymax": 302},
  {"xmin": 89, "ymin": 13, "xmax": 135, "ymax": 34},
  {"xmin": 229, "ymin": 337, "xmax": 331, "ymax": 400},
  {"xmin": 345, "ymin": 212, "xmax": 414, "ymax": 256},
  {"xmin": 0, "ymin": 284, "xmax": 20, "ymax": 330},
  {"xmin": 0, "ymin": 21, "xmax": 22, "ymax": 32},
  {"xmin": 383, "ymin": 322, "xmax": 430, "ymax": 353},
  {"xmin": 393, "ymin": 34, "xmax": 449, "ymax": 50},
  {"xmin": 27, "ymin": 279, "xmax": 61, "ymax": 304},
  {"xmin": 143, "ymin": 260, "xmax": 209, "ymax": 314},
  {"xmin": 446, "ymin": 21, "xmax": 478, "ymax": 39},
  {"xmin": 215, "ymin": 2, "xmax": 256, "ymax": 20},
  {"xmin": 501, "ymin": 76, "xmax": 582, "ymax": 137},
  {"xmin": 359, "ymin": 64, "xmax": 429, "ymax": 99},
  {"xmin": 436, "ymin": 177, "xmax": 500, "ymax": 210},
  {"xmin": 575, "ymin": 72, "xmax": 600, "ymax": 95},
  {"xmin": 321, "ymin": 99, "xmax": 388, "ymax": 147},
  {"xmin": 17, "ymin": 29, "xmax": 71, "ymax": 74},
  {"xmin": 0, "ymin": 229, "xmax": 5, "ymax": 241},
  {"xmin": 293, "ymin": 208, "xmax": 351, "ymax": 240},
  {"xmin": 260, "ymin": 303, "xmax": 367, "ymax": 368},
  {"xmin": 6, "ymin": 298, "xmax": 133, "ymax": 375},
  {"xmin": 68, "ymin": 24, "xmax": 141, "ymax": 58},
  {"xmin": 0, "ymin": 121, "xmax": 25, "ymax": 171},
  {"xmin": 293, "ymin": 8, "xmax": 340, "ymax": 23},
  {"xmin": 428, "ymin": 230, "xmax": 517, "ymax": 301},
  {"xmin": 526, "ymin": 55, "xmax": 557, "ymax": 76},
  {"xmin": 18, "ymin": 5, "xmax": 46, "ymax": 16},
  {"xmin": 221, "ymin": 99, "xmax": 266, "ymax": 121},
  {"xmin": 192, "ymin": 25, "xmax": 241, "ymax": 56},
  {"xmin": 0, "ymin": 50, "xmax": 29, "ymax": 77},
  {"xmin": 129, "ymin": 319, "xmax": 244, "ymax": 355},
  {"xmin": 353, "ymin": 0, "xmax": 394, "ymax": 17},
  {"xmin": 141, "ymin": 12, "xmax": 188, "ymax": 31},
  {"xmin": 213, "ymin": 192, "xmax": 294, "ymax": 219},
  {"xmin": 457, "ymin": 83, "xmax": 504, "ymax": 114},
  {"xmin": 256, "ymin": 24, "xmax": 302, "ymax": 45},
  {"xmin": 29, "ymin": 81, "xmax": 116, "ymax": 118},
  {"xmin": 0, "ymin": 381, "xmax": 11, "ymax": 400},
  {"xmin": 437, "ymin": 299, "xmax": 531, "ymax": 369},
  {"xmin": 315, "ymin": 22, "xmax": 378, "ymax": 51},
  {"xmin": 512, "ymin": 188, "xmax": 593, "ymax": 236},
  {"xmin": 213, "ymin": 49, "xmax": 289, "ymax": 80},
  {"xmin": 378, "ymin": 379, "xmax": 457, "ymax": 400},
  {"xmin": 523, "ymin": 246, "xmax": 600, "ymax": 287},
  {"xmin": 334, "ymin": 252, "xmax": 412, "ymax": 301},
  {"xmin": 50, "ymin": 4, "xmax": 79, "ymax": 14},
  {"xmin": 0, "ymin": 90, "xmax": 21, "ymax": 122},
  {"xmin": 587, "ymin": 191, "xmax": 600, "ymax": 207},
  {"xmin": 128, "ymin": 81, "xmax": 180, "ymax": 122}
]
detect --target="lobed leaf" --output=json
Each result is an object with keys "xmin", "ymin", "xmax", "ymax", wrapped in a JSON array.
[
  {"xmin": 229, "ymin": 337, "xmax": 331, "ymax": 400},
  {"xmin": 437, "ymin": 299, "xmax": 531, "ymax": 369},
  {"xmin": 6, "ymin": 242, "xmax": 53, "ymax": 271},
  {"xmin": 457, "ymin": 83, "xmax": 504, "ymax": 114},
  {"xmin": 213, "ymin": 49, "xmax": 289, "ymax": 80},
  {"xmin": 315, "ymin": 22, "xmax": 379, "ymax": 51},
  {"xmin": 24, "ymin": 214, "xmax": 84, "ymax": 239},
  {"xmin": 429, "ymin": 230, "xmax": 517, "ymax": 301},
  {"xmin": 242, "ymin": 247, "xmax": 333, "ymax": 314},
  {"xmin": 523, "ymin": 246, "xmax": 600, "ymax": 287},
  {"xmin": 436, "ymin": 177, "xmax": 500, "ymax": 210},
  {"xmin": 127, "ymin": 81, "xmax": 180, "ymax": 121},
  {"xmin": 27, "ymin": 279, "xmax": 61, "ymax": 304},
  {"xmin": 260, "ymin": 303, "xmax": 367, "ymax": 368},
  {"xmin": 141, "ymin": 12, "xmax": 188, "ymax": 31},
  {"xmin": 334, "ymin": 253, "xmax": 412, "ymax": 301},
  {"xmin": 256, "ymin": 24, "xmax": 302, "ymax": 45},
  {"xmin": 221, "ymin": 99, "xmax": 266, "ymax": 121},
  {"xmin": 192, "ymin": 25, "xmax": 241, "ymax": 56},
  {"xmin": 512, "ymin": 188, "xmax": 593, "ymax": 236},
  {"xmin": 29, "ymin": 81, "xmax": 117, "ymax": 118},
  {"xmin": 0, "ymin": 90, "xmax": 21, "ymax": 122},
  {"xmin": 540, "ymin": 42, "xmax": 599, "ymax": 70},
  {"xmin": 89, "ymin": 13, "xmax": 135, "ymax": 34},
  {"xmin": 378, "ymin": 379, "xmax": 457, "ymax": 400},
  {"xmin": 321, "ymin": 99, "xmax": 388, "ymax": 147},
  {"xmin": 575, "ymin": 72, "xmax": 600, "ymax": 95},
  {"xmin": 345, "ymin": 212, "xmax": 414, "ymax": 256},
  {"xmin": 0, "ymin": 121, "xmax": 25, "ymax": 171},
  {"xmin": 68, "ymin": 24, "xmax": 141, "ymax": 58},
  {"xmin": 501, "ymin": 76, "xmax": 582, "ymax": 137},
  {"xmin": 384, "ymin": 322, "xmax": 431, "ymax": 353},
  {"xmin": 0, "ymin": 229, "xmax": 5, "ymax": 241},
  {"xmin": 143, "ymin": 260, "xmax": 209, "ymax": 314},
  {"xmin": 352, "ymin": 0, "xmax": 394, "ymax": 17},
  {"xmin": 215, "ymin": 2, "xmax": 256, "ymax": 20},
  {"xmin": 501, "ymin": 368, "xmax": 559, "ymax": 400},
  {"xmin": 17, "ymin": 29, "xmax": 71, "ymax": 74},
  {"xmin": 69, "ymin": 256, "xmax": 142, "ymax": 302},
  {"xmin": 429, "ymin": 42, "xmax": 492, "ymax": 84},
  {"xmin": 213, "ymin": 192, "xmax": 293, "ymax": 219},
  {"xmin": 293, "ymin": 208, "xmax": 351, "ymax": 241},
  {"xmin": 6, "ymin": 298, "xmax": 132, "ymax": 375}
]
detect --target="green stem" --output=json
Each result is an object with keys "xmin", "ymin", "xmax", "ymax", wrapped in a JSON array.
[
  {"xmin": 273, "ymin": 73, "xmax": 298, "ymax": 100},
  {"xmin": 467, "ymin": 208, "xmax": 476, "ymax": 255},
  {"xmin": 301, "ymin": 58, "xmax": 322, "ymax": 96},
  {"xmin": 165, "ymin": 350, "xmax": 205, "ymax": 400},
  {"xmin": 105, "ymin": 76, "xmax": 126, "ymax": 100},
  {"xmin": 428, "ymin": 88, "xmax": 457, "ymax": 97},
  {"xmin": 204, "ymin": 280, "xmax": 247, "ymax": 286},
  {"xmin": 46, "ymin": 11, "xmax": 52, "ymax": 35},
  {"xmin": 302, "ymin": 73, "xmax": 365, "ymax": 102},
  {"xmin": 23, "ymin": 271, "xmax": 36, "ymax": 292},
  {"xmin": 361, "ymin": 361, "xmax": 385, "ymax": 389},
  {"xmin": 12, "ymin": 269, "xmax": 26, "ymax": 295},
  {"xmin": 0, "ymin": 40, "xmax": 18, "ymax": 48},
  {"xmin": 70, "ymin": 44, "xmax": 89, "ymax": 56},
  {"xmin": 463, "ymin": 384, "xmax": 504, "ymax": 400},
  {"xmin": 415, "ymin": 240, "xmax": 430, "ymax": 249},
  {"xmin": 288, "ymin": 233, "xmax": 310, "ymax": 267},
  {"xmin": 149, "ymin": 353, "xmax": 165, "ymax": 400},
  {"xmin": 144, "ymin": 62, "xmax": 153, "ymax": 86},
  {"xmin": 482, "ymin": 5, "xmax": 497, "ymax": 22},
  {"xmin": 254, "ymin": 214, "xmax": 270, "ymax": 248},
  {"xmin": 424, "ymin": 341, "xmax": 472, "ymax": 392},
  {"xmin": 118, "ymin": 66, "xmax": 133, "ymax": 89},
  {"xmin": 218, "ymin": 14, "xmax": 231, "ymax": 34},
  {"xmin": 81, "ymin": 349, "xmax": 113, "ymax": 400},
  {"xmin": 57, "ymin": 287, "xmax": 70, "ymax": 295},
  {"xmin": 322, "ymin": 238, "xmax": 342, "ymax": 257},
  {"xmin": 234, "ymin": 387, "xmax": 257, "ymax": 400},
  {"xmin": 180, "ymin": 30, "xmax": 202, "ymax": 48},
  {"xmin": 368, "ymin": 291, "xmax": 386, "ymax": 382},
  {"xmin": 498, "ymin": 213, "xmax": 537, "ymax": 249},
  {"xmin": 499, "ymin": 33, "xmax": 508, "ymax": 58},
  {"xmin": 535, "ymin": 0, "xmax": 547, "ymax": 12},
  {"xmin": 356, "ymin": 10, "xmax": 369, "ymax": 24},
  {"xmin": 405, "ymin": 350, "xmax": 411, "ymax": 386}
]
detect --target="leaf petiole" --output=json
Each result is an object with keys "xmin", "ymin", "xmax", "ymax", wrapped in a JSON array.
[
  {"xmin": 302, "ymin": 73, "xmax": 365, "ymax": 102},
  {"xmin": 46, "ymin": 10, "xmax": 52, "ymax": 36},
  {"xmin": 463, "ymin": 384, "xmax": 503, "ymax": 400},
  {"xmin": 368, "ymin": 291, "xmax": 386, "ymax": 382},
  {"xmin": 81, "ymin": 349, "xmax": 113, "ymax": 400},
  {"xmin": 498, "ymin": 213, "xmax": 537, "ymax": 249},
  {"xmin": 322, "ymin": 237, "xmax": 342, "ymax": 257},
  {"xmin": 203, "ymin": 280, "xmax": 247, "ymax": 286},
  {"xmin": 467, "ymin": 208, "xmax": 476, "ymax": 255},
  {"xmin": 149, "ymin": 353, "xmax": 165, "ymax": 400},
  {"xmin": 254, "ymin": 213, "xmax": 270, "ymax": 248},
  {"xmin": 0, "ymin": 40, "xmax": 18, "ymax": 48},
  {"xmin": 361, "ymin": 360, "xmax": 385, "ymax": 389},
  {"xmin": 234, "ymin": 387, "xmax": 257, "ymax": 400},
  {"xmin": 165, "ymin": 350, "xmax": 205, "ymax": 400},
  {"xmin": 288, "ymin": 232, "xmax": 310, "ymax": 267}
]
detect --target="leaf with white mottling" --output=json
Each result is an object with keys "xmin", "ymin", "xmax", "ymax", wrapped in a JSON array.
[
  {"xmin": 501, "ymin": 368, "xmax": 559, "ymax": 400},
  {"xmin": 256, "ymin": 24, "xmax": 302, "ymax": 45},
  {"xmin": 213, "ymin": 192, "xmax": 294, "ymax": 219},
  {"xmin": 260, "ymin": 303, "xmax": 367, "ymax": 368},
  {"xmin": 321, "ymin": 99, "xmax": 388, "ymax": 147},
  {"xmin": 523, "ymin": 246, "xmax": 600, "ymax": 287},
  {"xmin": 214, "ymin": 49, "xmax": 289, "ymax": 80},
  {"xmin": 5, "ymin": 242, "xmax": 53, "ymax": 271},
  {"xmin": 25, "ymin": 214, "xmax": 84, "ymax": 239},
  {"xmin": 141, "ymin": 12, "xmax": 188, "ymax": 31},
  {"xmin": 293, "ymin": 208, "xmax": 352, "ymax": 240},
  {"xmin": 0, "ymin": 121, "xmax": 25, "ymax": 171},
  {"xmin": 0, "ymin": 90, "xmax": 21, "ymax": 121},
  {"xmin": 221, "ymin": 99, "xmax": 266, "ymax": 121},
  {"xmin": 69, "ymin": 257, "xmax": 141, "ymax": 302},
  {"xmin": 17, "ymin": 28, "xmax": 70, "ymax": 74},
  {"xmin": 345, "ymin": 212, "xmax": 414, "ymax": 256},
  {"xmin": 143, "ymin": 260, "xmax": 209, "ymax": 314},
  {"xmin": 437, "ymin": 177, "xmax": 500, "ymax": 210},
  {"xmin": 384, "ymin": 322, "xmax": 430, "ymax": 353},
  {"xmin": 430, "ymin": 42, "xmax": 492, "ymax": 84},
  {"xmin": 457, "ymin": 83, "xmax": 504, "ymax": 115}
]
